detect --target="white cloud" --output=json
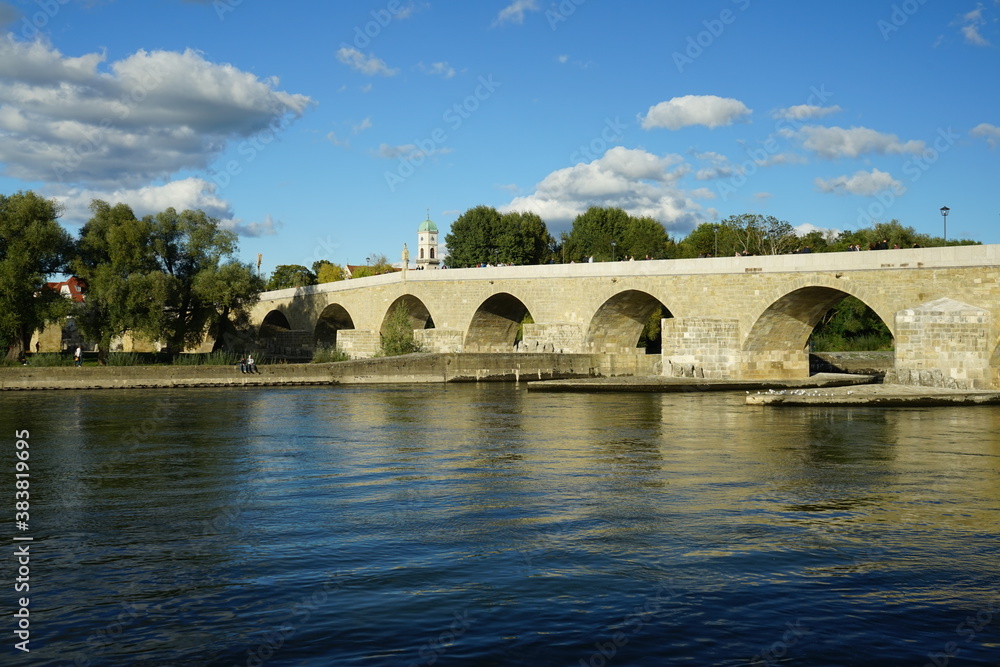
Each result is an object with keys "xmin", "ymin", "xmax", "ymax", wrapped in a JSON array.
[
  {"xmin": 55, "ymin": 177, "xmax": 225, "ymax": 222},
  {"xmin": 418, "ymin": 61, "xmax": 456, "ymax": 78},
  {"xmin": 226, "ymin": 213, "xmax": 283, "ymax": 237},
  {"xmin": 791, "ymin": 125, "xmax": 925, "ymax": 159},
  {"xmin": 51, "ymin": 177, "xmax": 281, "ymax": 237},
  {"xmin": 971, "ymin": 122, "xmax": 1000, "ymax": 148},
  {"xmin": 493, "ymin": 0, "xmax": 539, "ymax": 26},
  {"xmin": 335, "ymin": 47, "xmax": 398, "ymax": 76},
  {"xmin": 771, "ymin": 104, "xmax": 842, "ymax": 120},
  {"xmin": 959, "ymin": 5, "xmax": 990, "ymax": 45},
  {"xmin": 640, "ymin": 95, "xmax": 751, "ymax": 131},
  {"xmin": 375, "ymin": 143, "xmax": 452, "ymax": 160},
  {"xmin": 815, "ymin": 168, "xmax": 904, "ymax": 196},
  {"xmin": 353, "ymin": 116, "xmax": 373, "ymax": 134},
  {"xmin": 0, "ymin": 39, "xmax": 312, "ymax": 187},
  {"xmin": 500, "ymin": 146, "xmax": 709, "ymax": 230},
  {"xmin": 794, "ymin": 222, "xmax": 842, "ymax": 240}
]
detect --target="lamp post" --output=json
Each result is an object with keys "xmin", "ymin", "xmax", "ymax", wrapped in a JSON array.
[
  {"xmin": 611, "ymin": 241, "xmax": 616, "ymax": 262},
  {"xmin": 713, "ymin": 225, "xmax": 719, "ymax": 257},
  {"xmin": 940, "ymin": 206, "xmax": 949, "ymax": 243}
]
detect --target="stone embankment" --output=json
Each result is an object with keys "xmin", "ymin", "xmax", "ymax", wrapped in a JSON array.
[
  {"xmin": 0, "ymin": 353, "xmax": 657, "ymax": 391},
  {"xmin": 746, "ymin": 384, "xmax": 1000, "ymax": 407},
  {"xmin": 527, "ymin": 373, "xmax": 874, "ymax": 393}
]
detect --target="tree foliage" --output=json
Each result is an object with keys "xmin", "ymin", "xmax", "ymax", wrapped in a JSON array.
[
  {"xmin": 313, "ymin": 260, "xmax": 347, "ymax": 283},
  {"xmin": 562, "ymin": 207, "xmax": 671, "ymax": 261},
  {"xmin": 72, "ymin": 201, "xmax": 168, "ymax": 363},
  {"xmin": 266, "ymin": 264, "xmax": 317, "ymax": 290},
  {"xmin": 0, "ymin": 191, "xmax": 73, "ymax": 358},
  {"xmin": 72, "ymin": 200, "xmax": 262, "ymax": 362},
  {"xmin": 380, "ymin": 303, "xmax": 421, "ymax": 356},
  {"xmin": 444, "ymin": 206, "xmax": 555, "ymax": 267}
]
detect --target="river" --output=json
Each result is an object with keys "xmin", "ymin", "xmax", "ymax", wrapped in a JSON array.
[{"xmin": 1, "ymin": 384, "xmax": 998, "ymax": 665}]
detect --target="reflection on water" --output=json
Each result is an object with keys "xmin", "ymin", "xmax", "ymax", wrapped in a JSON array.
[{"xmin": 2, "ymin": 384, "xmax": 999, "ymax": 665}]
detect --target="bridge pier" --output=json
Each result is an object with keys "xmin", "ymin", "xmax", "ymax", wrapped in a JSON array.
[
  {"xmin": 886, "ymin": 298, "xmax": 993, "ymax": 389},
  {"xmin": 520, "ymin": 323, "xmax": 585, "ymax": 354},
  {"xmin": 661, "ymin": 317, "xmax": 742, "ymax": 378}
]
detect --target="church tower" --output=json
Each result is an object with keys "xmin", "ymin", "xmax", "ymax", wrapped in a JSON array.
[{"xmin": 416, "ymin": 211, "xmax": 440, "ymax": 268}]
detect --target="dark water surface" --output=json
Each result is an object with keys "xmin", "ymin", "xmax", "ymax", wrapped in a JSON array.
[{"xmin": 1, "ymin": 384, "xmax": 999, "ymax": 666}]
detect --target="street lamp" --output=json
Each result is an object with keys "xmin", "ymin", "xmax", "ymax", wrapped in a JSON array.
[
  {"xmin": 713, "ymin": 225, "xmax": 719, "ymax": 257},
  {"xmin": 940, "ymin": 206, "xmax": 949, "ymax": 243},
  {"xmin": 611, "ymin": 241, "xmax": 616, "ymax": 261}
]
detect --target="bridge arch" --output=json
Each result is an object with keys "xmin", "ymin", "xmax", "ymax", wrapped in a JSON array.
[
  {"xmin": 465, "ymin": 292, "xmax": 532, "ymax": 352},
  {"xmin": 586, "ymin": 290, "xmax": 673, "ymax": 354},
  {"xmin": 259, "ymin": 309, "xmax": 291, "ymax": 338},
  {"xmin": 314, "ymin": 303, "xmax": 355, "ymax": 347},
  {"xmin": 743, "ymin": 284, "xmax": 893, "ymax": 354},
  {"xmin": 379, "ymin": 294, "xmax": 435, "ymax": 337}
]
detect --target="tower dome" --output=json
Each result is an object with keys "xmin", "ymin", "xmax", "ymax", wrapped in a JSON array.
[{"xmin": 416, "ymin": 211, "xmax": 440, "ymax": 268}]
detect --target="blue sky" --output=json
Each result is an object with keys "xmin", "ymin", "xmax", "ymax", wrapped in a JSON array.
[{"xmin": 0, "ymin": 0, "xmax": 998, "ymax": 273}]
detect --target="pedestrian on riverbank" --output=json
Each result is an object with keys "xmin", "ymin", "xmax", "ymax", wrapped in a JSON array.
[{"xmin": 74, "ymin": 346, "xmax": 82, "ymax": 367}]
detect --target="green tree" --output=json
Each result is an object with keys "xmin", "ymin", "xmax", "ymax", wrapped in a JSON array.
[
  {"xmin": 149, "ymin": 208, "xmax": 241, "ymax": 351},
  {"xmin": 809, "ymin": 296, "xmax": 893, "ymax": 351},
  {"xmin": 444, "ymin": 206, "xmax": 554, "ymax": 267},
  {"xmin": 193, "ymin": 260, "xmax": 265, "ymax": 353},
  {"xmin": 829, "ymin": 219, "xmax": 979, "ymax": 251},
  {"xmin": 622, "ymin": 215, "xmax": 672, "ymax": 259},
  {"xmin": 380, "ymin": 303, "xmax": 421, "ymax": 356},
  {"xmin": 562, "ymin": 206, "xmax": 631, "ymax": 262},
  {"xmin": 312, "ymin": 260, "xmax": 347, "ymax": 283},
  {"xmin": 266, "ymin": 264, "xmax": 317, "ymax": 290},
  {"xmin": 562, "ymin": 207, "xmax": 671, "ymax": 261},
  {"xmin": 350, "ymin": 252, "xmax": 394, "ymax": 278},
  {"xmin": 72, "ymin": 201, "xmax": 169, "ymax": 364},
  {"xmin": 0, "ymin": 191, "xmax": 73, "ymax": 359}
]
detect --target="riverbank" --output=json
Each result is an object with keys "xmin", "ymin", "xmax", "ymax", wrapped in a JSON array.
[
  {"xmin": 527, "ymin": 372, "xmax": 875, "ymax": 393},
  {"xmin": 0, "ymin": 353, "xmax": 657, "ymax": 391},
  {"xmin": 746, "ymin": 383, "xmax": 1000, "ymax": 406}
]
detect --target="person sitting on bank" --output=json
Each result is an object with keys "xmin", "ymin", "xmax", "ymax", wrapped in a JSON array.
[
  {"xmin": 239, "ymin": 356, "xmax": 246, "ymax": 373},
  {"xmin": 247, "ymin": 354, "xmax": 258, "ymax": 374}
]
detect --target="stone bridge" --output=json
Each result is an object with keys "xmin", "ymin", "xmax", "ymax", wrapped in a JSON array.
[{"xmin": 251, "ymin": 245, "xmax": 1000, "ymax": 388}]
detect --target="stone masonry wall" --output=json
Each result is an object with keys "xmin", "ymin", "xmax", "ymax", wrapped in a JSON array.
[
  {"xmin": 887, "ymin": 298, "xmax": 992, "ymax": 389},
  {"xmin": 519, "ymin": 323, "xmax": 585, "ymax": 354},
  {"xmin": 661, "ymin": 317, "xmax": 740, "ymax": 378}
]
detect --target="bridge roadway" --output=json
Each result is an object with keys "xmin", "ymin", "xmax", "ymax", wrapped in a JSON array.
[{"xmin": 251, "ymin": 244, "xmax": 1000, "ymax": 388}]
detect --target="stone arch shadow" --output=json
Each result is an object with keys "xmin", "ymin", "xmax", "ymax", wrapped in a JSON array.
[
  {"xmin": 379, "ymin": 294, "xmax": 435, "ymax": 338},
  {"xmin": 464, "ymin": 292, "xmax": 533, "ymax": 353},
  {"xmin": 258, "ymin": 309, "xmax": 310, "ymax": 359},
  {"xmin": 585, "ymin": 290, "xmax": 673, "ymax": 354},
  {"xmin": 314, "ymin": 303, "xmax": 356, "ymax": 348},
  {"xmin": 742, "ymin": 284, "xmax": 894, "ymax": 378}
]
